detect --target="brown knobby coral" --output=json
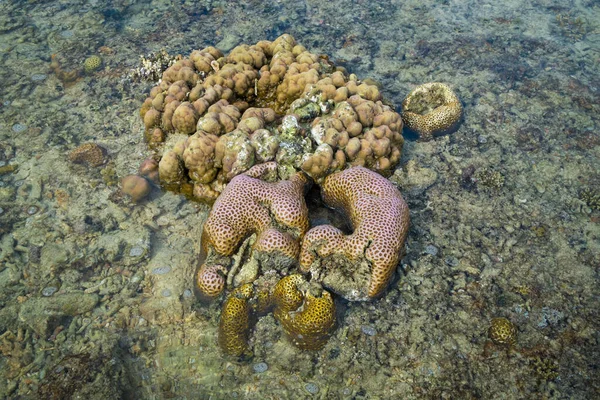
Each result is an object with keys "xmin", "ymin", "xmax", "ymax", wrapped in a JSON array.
[{"xmin": 140, "ymin": 34, "xmax": 405, "ymax": 202}]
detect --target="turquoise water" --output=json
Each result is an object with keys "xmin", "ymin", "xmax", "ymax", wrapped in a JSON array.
[{"xmin": 0, "ymin": 0, "xmax": 599, "ymax": 398}]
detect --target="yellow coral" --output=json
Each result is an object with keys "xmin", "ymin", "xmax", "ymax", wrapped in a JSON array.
[
  {"xmin": 83, "ymin": 55, "xmax": 102, "ymax": 74},
  {"xmin": 218, "ymin": 284, "xmax": 254, "ymax": 358},
  {"xmin": 273, "ymin": 275, "xmax": 336, "ymax": 350},
  {"xmin": 488, "ymin": 317, "xmax": 517, "ymax": 346}
]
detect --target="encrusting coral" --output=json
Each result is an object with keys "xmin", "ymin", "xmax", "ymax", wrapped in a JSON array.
[
  {"xmin": 217, "ymin": 273, "xmax": 336, "ymax": 356},
  {"xmin": 141, "ymin": 34, "xmax": 405, "ymax": 203},
  {"xmin": 218, "ymin": 284, "xmax": 255, "ymax": 358},
  {"xmin": 401, "ymin": 82, "xmax": 462, "ymax": 141},
  {"xmin": 68, "ymin": 143, "xmax": 107, "ymax": 167},
  {"xmin": 300, "ymin": 166, "xmax": 410, "ymax": 300}
]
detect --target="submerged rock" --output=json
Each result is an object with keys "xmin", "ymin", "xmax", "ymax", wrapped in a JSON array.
[{"xmin": 18, "ymin": 292, "xmax": 99, "ymax": 336}]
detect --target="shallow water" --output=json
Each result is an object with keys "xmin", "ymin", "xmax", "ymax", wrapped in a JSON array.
[{"xmin": 1, "ymin": 0, "xmax": 599, "ymax": 399}]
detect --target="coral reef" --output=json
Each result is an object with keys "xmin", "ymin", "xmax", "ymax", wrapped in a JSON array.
[
  {"xmin": 488, "ymin": 317, "xmax": 517, "ymax": 346},
  {"xmin": 141, "ymin": 34, "xmax": 404, "ymax": 203},
  {"xmin": 199, "ymin": 164, "xmax": 408, "ymax": 354},
  {"xmin": 401, "ymin": 82, "xmax": 462, "ymax": 141},
  {"xmin": 217, "ymin": 274, "xmax": 335, "ymax": 356},
  {"xmin": 218, "ymin": 284, "xmax": 255, "ymax": 358},
  {"xmin": 300, "ymin": 166, "xmax": 410, "ymax": 300}
]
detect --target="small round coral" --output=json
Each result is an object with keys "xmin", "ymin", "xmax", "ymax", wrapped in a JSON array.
[
  {"xmin": 488, "ymin": 317, "xmax": 517, "ymax": 346},
  {"xmin": 300, "ymin": 166, "xmax": 410, "ymax": 300},
  {"xmin": 83, "ymin": 55, "xmax": 102, "ymax": 74},
  {"xmin": 194, "ymin": 264, "xmax": 227, "ymax": 301},
  {"xmin": 121, "ymin": 175, "xmax": 151, "ymax": 202},
  {"xmin": 401, "ymin": 82, "xmax": 462, "ymax": 141}
]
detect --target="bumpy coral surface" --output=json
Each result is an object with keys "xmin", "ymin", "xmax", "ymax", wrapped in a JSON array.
[
  {"xmin": 300, "ymin": 166, "xmax": 410, "ymax": 300},
  {"xmin": 401, "ymin": 82, "xmax": 462, "ymax": 141},
  {"xmin": 488, "ymin": 317, "xmax": 517, "ymax": 346},
  {"xmin": 194, "ymin": 162, "xmax": 310, "ymax": 300},
  {"xmin": 83, "ymin": 55, "xmax": 102, "ymax": 74},
  {"xmin": 272, "ymin": 274, "xmax": 336, "ymax": 350},
  {"xmin": 217, "ymin": 274, "xmax": 335, "ymax": 356},
  {"xmin": 141, "ymin": 34, "xmax": 404, "ymax": 203},
  {"xmin": 218, "ymin": 284, "xmax": 254, "ymax": 358},
  {"xmin": 201, "ymin": 162, "xmax": 309, "ymax": 257},
  {"xmin": 68, "ymin": 143, "xmax": 107, "ymax": 167},
  {"xmin": 194, "ymin": 264, "xmax": 227, "ymax": 302}
]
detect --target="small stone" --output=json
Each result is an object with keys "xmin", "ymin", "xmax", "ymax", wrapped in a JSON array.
[
  {"xmin": 477, "ymin": 135, "xmax": 488, "ymax": 144},
  {"xmin": 41, "ymin": 286, "xmax": 58, "ymax": 297},
  {"xmin": 129, "ymin": 246, "xmax": 144, "ymax": 257},
  {"xmin": 253, "ymin": 362, "xmax": 268, "ymax": 373},
  {"xmin": 31, "ymin": 73, "xmax": 47, "ymax": 81},
  {"xmin": 424, "ymin": 244, "xmax": 438, "ymax": 256},
  {"xmin": 27, "ymin": 206, "xmax": 39, "ymax": 215},
  {"xmin": 161, "ymin": 289, "xmax": 172, "ymax": 297},
  {"xmin": 445, "ymin": 256, "xmax": 459, "ymax": 267},
  {"xmin": 305, "ymin": 382, "xmax": 319, "ymax": 394},
  {"xmin": 361, "ymin": 325, "xmax": 377, "ymax": 336},
  {"xmin": 151, "ymin": 266, "xmax": 171, "ymax": 275},
  {"xmin": 12, "ymin": 124, "xmax": 27, "ymax": 133}
]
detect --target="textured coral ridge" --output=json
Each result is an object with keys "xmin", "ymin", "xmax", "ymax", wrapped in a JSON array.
[
  {"xmin": 272, "ymin": 274, "xmax": 336, "ymax": 350},
  {"xmin": 195, "ymin": 162, "xmax": 310, "ymax": 301},
  {"xmin": 401, "ymin": 82, "xmax": 462, "ymax": 141},
  {"xmin": 218, "ymin": 283, "xmax": 254, "ymax": 358},
  {"xmin": 300, "ymin": 166, "xmax": 410, "ymax": 300},
  {"xmin": 218, "ymin": 274, "xmax": 336, "ymax": 357},
  {"xmin": 142, "ymin": 34, "xmax": 404, "ymax": 203}
]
